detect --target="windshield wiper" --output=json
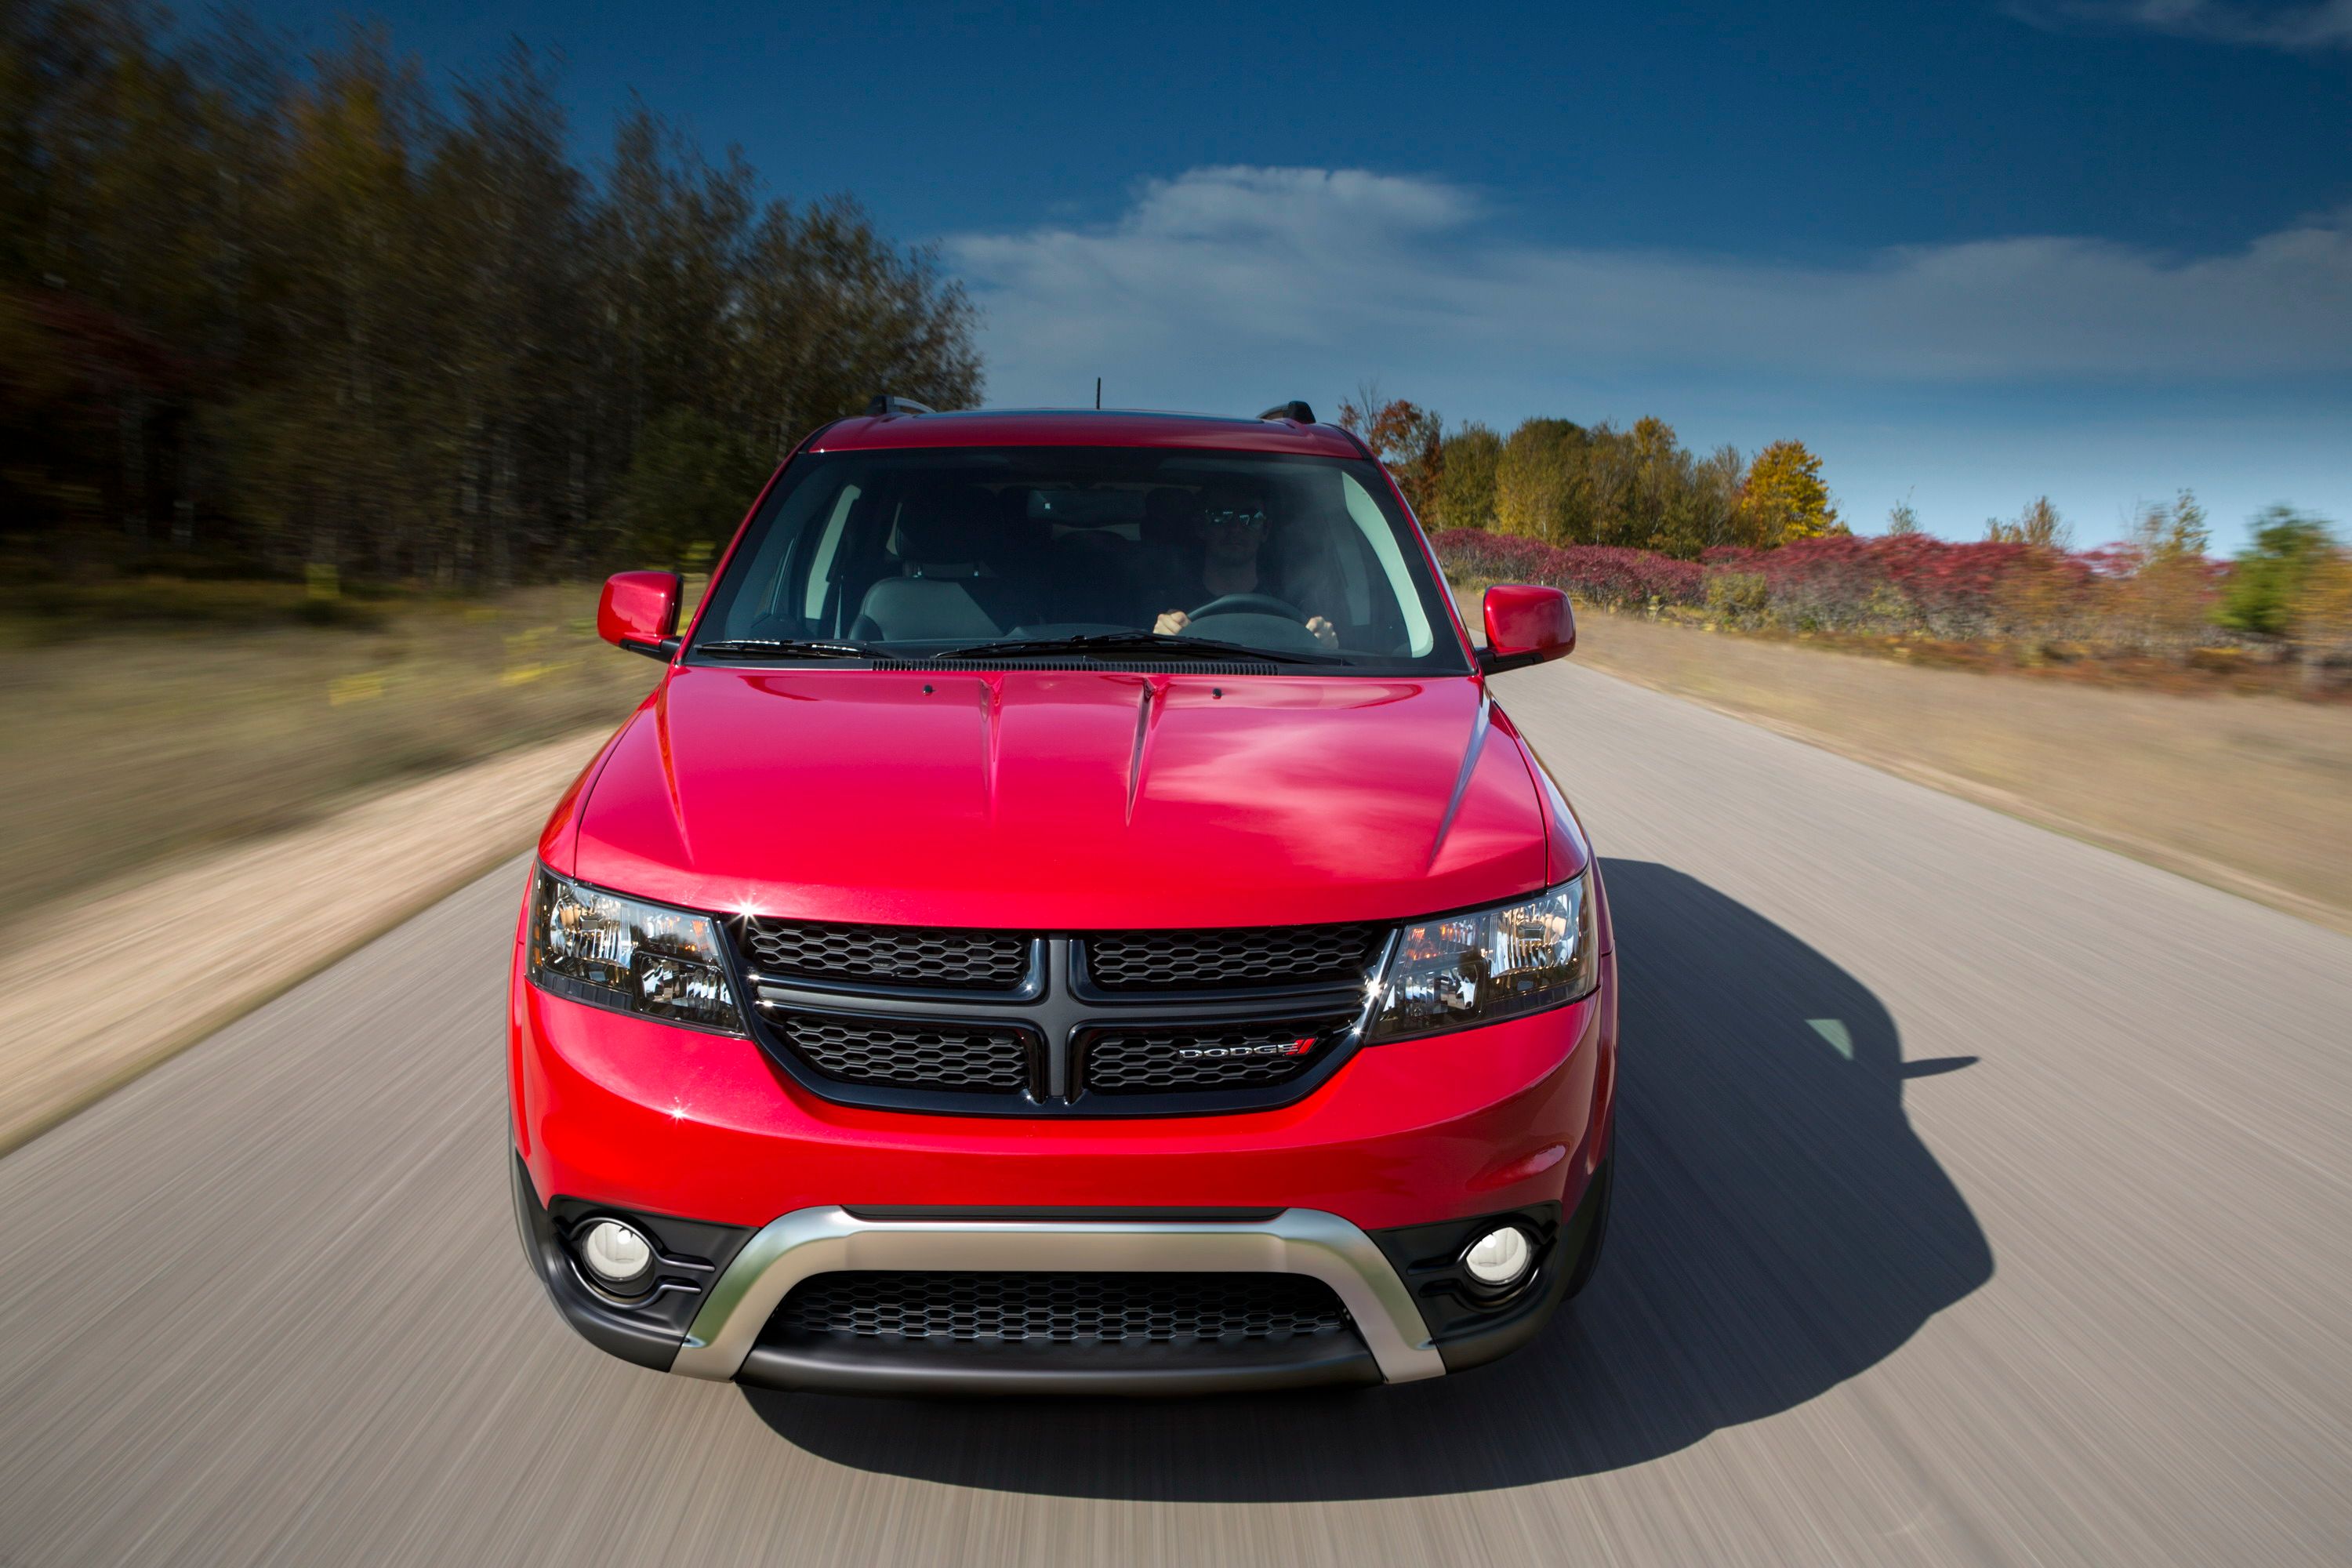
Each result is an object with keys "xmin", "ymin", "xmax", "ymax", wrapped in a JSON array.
[
  {"xmin": 692, "ymin": 637, "xmax": 877, "ymax": 659},
  {"xmin": 935, "ymin": 632, "xmax": 1343, "ymax": 665}
]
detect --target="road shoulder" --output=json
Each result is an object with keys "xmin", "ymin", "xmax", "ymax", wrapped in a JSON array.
[
  {"xmin": 0, "ymin": 728, "xmax": 610, "ymax": 1155},
  {"xmin": 1487, "ymin": 601, "xmax": 2352, "ymax": 935}
]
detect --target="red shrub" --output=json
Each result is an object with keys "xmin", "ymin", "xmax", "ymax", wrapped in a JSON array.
[
  {"xmin": 1436, "ymin": 527, "xmax": 2215, "ymax": 648},
  {"xmin": 1432, "ymin": 530, "xmax": 1705, "ymax": 608}
]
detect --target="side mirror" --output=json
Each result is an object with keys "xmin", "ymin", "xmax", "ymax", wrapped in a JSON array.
[
  {"xmin": 1478, "ymin": 583, "xmax": 1575, "ymax": 676},
  {"xmin": 598, "ymin": 571, "xmax": 684, "ymax": 661}
]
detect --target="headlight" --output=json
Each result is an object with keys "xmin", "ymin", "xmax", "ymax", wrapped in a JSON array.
[
  {"xmin": 1367, "ymin": 872, "xmax": 1598, "ymax": 1043},
  {"xmin": 528, "ymin": 866, "xmax": 745, "ymax": 1034}
]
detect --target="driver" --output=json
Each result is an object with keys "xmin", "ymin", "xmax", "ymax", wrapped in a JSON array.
[{"xmin": 1152, "ymin": 485, "xmax": 1338, "ymax": 648}]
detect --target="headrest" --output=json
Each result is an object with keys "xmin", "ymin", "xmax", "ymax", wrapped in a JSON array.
[{"xmin": 894, "ymin": 483, "xmax": 996, "ymax": 562}]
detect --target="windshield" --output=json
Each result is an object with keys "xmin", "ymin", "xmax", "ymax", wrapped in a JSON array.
[{"xmin": 686, "ymin": 446, "xmax": 1468, "ymax": 673}]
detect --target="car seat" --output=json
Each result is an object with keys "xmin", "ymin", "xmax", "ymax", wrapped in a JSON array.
[{"xmin": 852, "ymin": 483, "xmax": 1040, "ymax": 641}]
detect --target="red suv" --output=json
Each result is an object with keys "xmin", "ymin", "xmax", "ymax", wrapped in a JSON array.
[{"xmin": 510, "ymin": 402, "xmax": 1617, "ymax": 1395}]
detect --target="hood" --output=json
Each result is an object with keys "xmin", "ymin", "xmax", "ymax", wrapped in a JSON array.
[{"xmin": 569, "ymin": 667, "xmax": 1550, "ymax": 929}]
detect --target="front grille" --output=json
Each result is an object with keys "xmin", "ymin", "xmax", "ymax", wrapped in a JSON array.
[
  {"xmin": 770, "ymin": 1011, "xmax": 1033, "ymax": 1091},
  {"xmin": 734, "ymin": 918, "xmax": 1395, "ymax": 1115},
  {"xmin": 777, "ymin": 1271, "xmax": 1350, "ymax": 1344},
  {"xmin": 1084, "ymin": 923, "xmax": 1385, "ymax": 993},
  {"xmin": 1081, "ymin": 1016, "xmax": 1356, "ymax": 1093},
  {"xmin": 739, "ymin": 918, "xmax": 1031, "ymax": 991}
]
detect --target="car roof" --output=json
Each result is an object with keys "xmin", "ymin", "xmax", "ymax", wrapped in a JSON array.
[{"xmin": 808, "ymin": 408, "xmax": 1367, "ymax": 459}]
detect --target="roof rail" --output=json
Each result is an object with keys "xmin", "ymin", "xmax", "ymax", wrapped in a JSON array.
[
  {"xmin": 866, "ymin": 395, "xmax": 935, "ymax": 417},
  {"xmin": 1258, "ymin": 401, "xmax": 1316, "ymax": 423}
]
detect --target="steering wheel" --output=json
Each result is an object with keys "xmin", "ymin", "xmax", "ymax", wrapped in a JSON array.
[{"xmin": 1187, "ymin": 593, "xmax": 1305, "ymax": 623}]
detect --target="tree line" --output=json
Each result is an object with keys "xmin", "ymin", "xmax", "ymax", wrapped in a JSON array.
[
  {"xmin": 0, "ymin": 1, "xmax": 982, "ymax": 587},
  {"xmin": 1338, "ymin": 384, "xmax": 1840, "ymax": 557}
]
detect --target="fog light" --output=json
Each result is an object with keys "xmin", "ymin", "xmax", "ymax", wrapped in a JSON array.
[
  {"xmin": 579, "ymin": 1218, "xmax": 654, "ymax": 1290},
  {"xmin": 1463, "ymin": 1225, "xmax": 1533, "ymax": 1289}
]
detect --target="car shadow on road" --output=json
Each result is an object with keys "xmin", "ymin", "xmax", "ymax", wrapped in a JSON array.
[{"xmin": 746, "ymin": 858, "xmax": 1993, "ymax": 1500}]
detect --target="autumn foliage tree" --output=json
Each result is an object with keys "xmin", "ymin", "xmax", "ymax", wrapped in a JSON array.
[
  {"xmin": 1737, "ymin": 440, "xmax": 1841, "ymax": 546},
  {"xmin": 1337, "ymin": 385, "xmax": 1444, "ymax": 519}
]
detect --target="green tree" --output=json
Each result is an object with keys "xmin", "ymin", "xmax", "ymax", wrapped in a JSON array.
[
  {"xmin": 1885, "ymin": 499, "xmax": 1921, "ymax": 535},
  {"xmin": 2218, "ymin": 506, "xmax": 2338, "ymax": 639},
  {"xmin": 1679, "ymin": 444, "xmax": 1748, "ymax": 554},
  {"xmin": 617, "ymin": 408, "xmax": 769, "ymax": 568},
  {"xmin": 1431, "ymin": 423, "xmax": 1501, "ymax": 531},
  {"xmin": 1494, "ymin": 417, "xmax": 1588, "ymax": 542},
  {"xmin": 0, "ymin": 2, "xmax": 982, "ymax": 586}
]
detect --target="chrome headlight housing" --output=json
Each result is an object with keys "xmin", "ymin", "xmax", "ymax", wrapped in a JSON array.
[
  {"xmin": 1367, "ymin": 871, "xmax": 1599, "ymax": 1044},
  {"xmin": 527, "ymin": 866, "xmax": 746, "ymax": 1034}
]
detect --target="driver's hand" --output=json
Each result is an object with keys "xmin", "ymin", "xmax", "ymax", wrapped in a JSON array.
[
  {"xmin": 1305, "ymin": 615, "xmax": 1338, "ymax": 648},
  {"xmin": 1155, "ymin": 610, "xmax": 1189, "ymax": 635}
]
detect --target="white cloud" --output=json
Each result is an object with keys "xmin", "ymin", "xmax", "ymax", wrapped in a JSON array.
[
  {"xmin": 2009, "ymin": 0, "xmax": 2352, "ymax": 50},
  {"xmin": 949, "ymin": 165, "xmax": 2352, "ymax": 412}
]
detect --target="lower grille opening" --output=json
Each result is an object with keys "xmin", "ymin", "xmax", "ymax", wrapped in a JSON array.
[{"xmin": 775, "ymin": 1271, "xmax": 1351, "ymax": 1345}]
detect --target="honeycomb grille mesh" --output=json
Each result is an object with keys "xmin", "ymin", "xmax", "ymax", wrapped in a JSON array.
[
  {"xmin": 739, "ymin": 919, "xmax": 1031, "ymax": 990},
  {"xmin": 777, "ymin": 1272, "xmax": 1350, "ymax": 1343},
  {"xmin": 772, "ymin": 1012, "xmax": 1032, "ymax": 1091},
  {"xmin": 1082, "ymin": 1017, "xmax": 1355, "ymax": 1093},
  {"xmin": 1084, "ymin": 924, "xmax": 1385, "ymax": 993}
]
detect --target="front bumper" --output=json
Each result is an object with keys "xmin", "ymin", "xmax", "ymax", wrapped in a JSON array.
[
  {"xmin": 509, "ymin": 939, "xmax": 1615, "ymax": 1392},
  {"xmin": 512, "ymin": 1152, "xmax": 1604, "ymax": 1393}
]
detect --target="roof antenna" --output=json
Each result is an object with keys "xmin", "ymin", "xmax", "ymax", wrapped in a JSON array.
[{"xmin": 1094, "ymin": 376, "xmax": 1102, "ymax": 410}]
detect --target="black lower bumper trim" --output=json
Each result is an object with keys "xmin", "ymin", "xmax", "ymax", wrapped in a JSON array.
[
  {"xmin": 738, "ymin": 1330, "xmax": 1382, "ymax": 1397},
  {"xmin": 511, "ymin": 1152, "xmax": 756, "ymax": 1374},
  {"xmin": 511, "ymin": 1152, "xmax": 686, "ymax": 1370},
  {"xmin": 1430, "ymin": 1167, "xmax": 1606, "ymax": 1374}
]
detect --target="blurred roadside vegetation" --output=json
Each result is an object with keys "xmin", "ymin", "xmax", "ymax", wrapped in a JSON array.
[
  {"xmin": 1439, "ymin": 499, "xmax": 2352, "ymax": 697},
  {"xmin": 0, "ymin": 580, "xmax": 701, "ymax": 914},
  {"xmin": 0, "ymin": 0, "xmax": 979, "ymax": 589},
  {"xmin": 1348, "ymin": 383, "xmax": 2349, "ymax": 692},
  {"xmin": 0, "ymin": 1, "xmax": 980, "ymax": 916}
]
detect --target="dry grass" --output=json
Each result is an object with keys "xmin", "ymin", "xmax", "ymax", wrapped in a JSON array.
[
  {"xmin": 0, "ymin": 583, "xmax": 665, "ymax": 914},
  {"xmin": 0, "ymin": 731, "xmax": 613, "ymax": 1154},
  {"xmin": 1549, "ymin": 604, "xmax": 2352, "ymax": 931}
]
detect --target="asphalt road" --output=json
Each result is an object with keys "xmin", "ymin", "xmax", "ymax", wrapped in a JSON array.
[{"xmin": 5, "ymin": 660, "xmax": 2349, "ymax": 1567}]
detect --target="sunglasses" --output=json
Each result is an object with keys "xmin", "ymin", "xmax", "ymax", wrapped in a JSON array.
[{"xmin": 1204, "ymin": 508, "xmax": 1268, "ymax": 532}]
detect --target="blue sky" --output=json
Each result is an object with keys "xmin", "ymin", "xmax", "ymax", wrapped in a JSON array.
[{"xmin": 238, "ymin": 0, "xmax": 2351, "ymax": 550}]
